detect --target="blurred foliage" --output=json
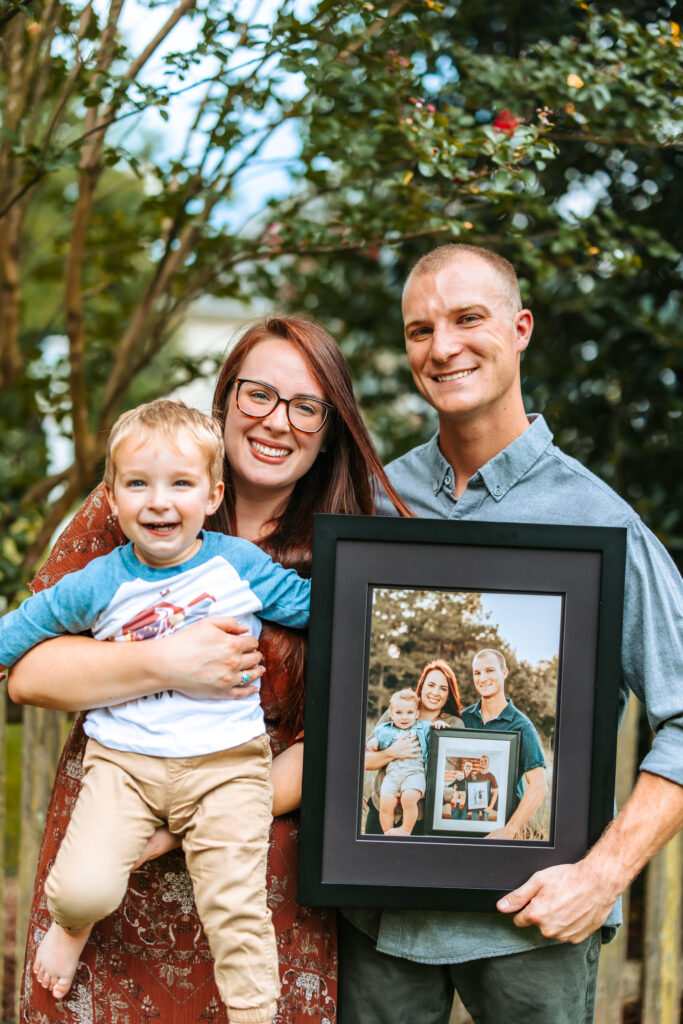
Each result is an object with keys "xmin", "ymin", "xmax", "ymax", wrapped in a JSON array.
[
  {"xmin": 255, "ymin": 0, "xmax": 682, "ymax": 557},
  {"xmin": 0, "ymin": 0, "xmax": 681, "ymax": 607}
]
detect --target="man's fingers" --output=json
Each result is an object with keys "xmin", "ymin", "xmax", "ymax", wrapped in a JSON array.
[{"xmin": 497, "ymin": 874, "xmax": 542, "ymax": 915}]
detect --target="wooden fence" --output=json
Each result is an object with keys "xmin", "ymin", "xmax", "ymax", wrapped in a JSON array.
[{"xmin": 1, "ymin": 694, "xmax": 681, "ymax": 1024}]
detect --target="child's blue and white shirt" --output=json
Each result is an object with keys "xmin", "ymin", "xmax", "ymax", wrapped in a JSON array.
[
  {"xmin": 373, "ymin": 720, "xmax": 432, "ymax": 765},
  {"xmin": 0, "ymin": 531, "xmax": 310, "ymax": 757}
]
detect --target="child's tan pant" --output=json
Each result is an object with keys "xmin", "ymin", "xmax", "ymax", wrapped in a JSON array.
[{"xmin": 45, "ymin": 735, "xmax": 279, "ymax": 1024}]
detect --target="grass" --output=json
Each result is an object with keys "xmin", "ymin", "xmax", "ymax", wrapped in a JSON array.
[{"xmin": 3, "ymin": 723, "xmax": 22, "ymax": 877}]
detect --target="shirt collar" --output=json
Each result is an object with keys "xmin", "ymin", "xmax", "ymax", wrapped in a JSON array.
[
  {"xmin": 469, "ymin": 697, "xmax": 516, "ymax": 723},
  {"xmin": 429, "ymin": 414, "xmax": 554, "ymax": 501},
  {"xmin": 422, "ymin": 433, "xmax": 457, "ymax": 496}
]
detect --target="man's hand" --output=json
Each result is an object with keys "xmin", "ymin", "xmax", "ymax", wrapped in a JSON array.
[
  {"xmin": 496, "ymin": 859, "xmax": 617, "ymax": 943},
  {"xmin": 486, "ymin": 824, "xmax": 516, "ymax": 840},
  {"xmin": 497, "ymin": 773, "xmax": 683, "ymax": 943}
]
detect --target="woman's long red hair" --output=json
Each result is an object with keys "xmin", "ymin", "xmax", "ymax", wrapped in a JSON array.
[
  {"xmin": 209, "ymin": 314, "xmax": 411, "ymax": 737},
  {"xmin": 416, "ymin": 659, "xmax": 462, "ymax": 718}
]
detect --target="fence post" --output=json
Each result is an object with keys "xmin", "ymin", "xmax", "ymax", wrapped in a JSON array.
[
  {"xmin": 642, "ymin": 830, "xmax": 682, "ymax": 1024},
  {"xmin": 0, "ymin": 677, "xmax": 6, "ymax": 1015},
  {"xmin": 14, "ymin": 705, "xmax": 65, "ymax": 1018},
  {"xmin": 594, "ymin": 694, "xmax": 640, "ymax": 1024}
]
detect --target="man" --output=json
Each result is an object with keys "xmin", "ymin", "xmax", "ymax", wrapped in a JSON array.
[
  {"xmin": 447, "ymin": 757, "xmax": 474, "ymax": 820},
  {"xmin": 463, "ymin": 650, "xmax": 545, "ymax": 837},
  {"xmin": 471, "ymin": 753, "xmax": 499, "ymax": 823},
  {"xmin": 340, "ymin": 243, "xmax": 683, "ymax": 1024}
]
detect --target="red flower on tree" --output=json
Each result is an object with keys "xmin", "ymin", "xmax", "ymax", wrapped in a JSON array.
[{"xmin": 493, "ymin": 109, "xmax": 522, "ymax": 135}]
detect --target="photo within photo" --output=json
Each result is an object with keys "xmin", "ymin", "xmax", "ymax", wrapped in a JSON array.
[{"xmin": 361, "ymin": 587, "xmax": 562, "ymax": 842}]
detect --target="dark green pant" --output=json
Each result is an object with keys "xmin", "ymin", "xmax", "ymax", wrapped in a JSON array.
[{"xmin": 339, "ymin": 916, "xmax": 601, "ymax": 1024}]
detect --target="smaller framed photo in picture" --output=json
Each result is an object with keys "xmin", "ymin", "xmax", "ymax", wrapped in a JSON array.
[{"xmin": 424, "ymin": 728, "xmax": 520, "ymax": 838}]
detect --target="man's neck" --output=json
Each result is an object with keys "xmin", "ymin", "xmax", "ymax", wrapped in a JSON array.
[
  {"xmin": 479, "ymin": 693, "xmax": 508, "ymax": 723},
  {"xmin": 437, "ymin": 404, "xmax": 530, "ymax": 498}
]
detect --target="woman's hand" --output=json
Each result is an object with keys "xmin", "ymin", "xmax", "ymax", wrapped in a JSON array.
[
  {"xmin": 387, "ymin": 733, "xmax": 421, "ymax": 759},
  {"xmin": 8, "ymin": 615, "xmax": 264, "ymax": 711},
  {"xmin": 364, "ymin": 731, "xmax": 421, "ymax": 770},
  {"xmin": 159, "ymin": 616, "xmax": 265, "ymax": 701},
  {"xmin": 132, "ymin": 827, "xmax": 181, "ymax": 869}
]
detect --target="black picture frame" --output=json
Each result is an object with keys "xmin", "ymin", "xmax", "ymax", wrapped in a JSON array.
[
  {"xmin": 299, "ymin": 515, "xmax": 626, "ymax": 912},
  {"xmin": 423, "ymin": 728, "xmax": 520, "ymax": 838}
]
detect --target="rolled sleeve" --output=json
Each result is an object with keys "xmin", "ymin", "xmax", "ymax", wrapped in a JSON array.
[{"xmin": 621, "ymin": 520, "xmax": 683, "ymax": 786}]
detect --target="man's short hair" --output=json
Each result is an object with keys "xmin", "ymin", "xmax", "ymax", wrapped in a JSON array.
[
  {"xmin": 404, "ymin": 243, "xmax": 522, "ymax": 312},
  {"xmin": 389, "ymin": 688, "xmax": 419, "ymax": 710},
  {"xmin": 104, "ymin": 400, "xmax": 224, "ymax": 489},
  {"xmin": 473, "ymin": 648, "xmax": 507, "ymax": 673}
]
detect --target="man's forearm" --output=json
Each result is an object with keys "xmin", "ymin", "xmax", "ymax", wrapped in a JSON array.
[
  {"xmin": 497, "ymin": 770, "xmax": 683, "ymax": 942},
  {"xmin": 582, "ymin": 771, "xmax": 683, "ymax": 897}
]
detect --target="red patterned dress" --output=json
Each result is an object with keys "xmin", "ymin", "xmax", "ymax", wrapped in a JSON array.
[{"xmin": 20, "ymin": 487, "xmax": 337, "ymax": 1024}]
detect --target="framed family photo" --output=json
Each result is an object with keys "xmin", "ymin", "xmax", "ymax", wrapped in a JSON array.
[
  {"xmin": 299, "ymin": 515, "xmax": 626, "ymax": 912},
  {"xmin": 423, "ymin": 728, "xmax": 520, "ymax": 838}
]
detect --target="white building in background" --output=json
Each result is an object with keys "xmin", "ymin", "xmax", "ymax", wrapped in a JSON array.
[
  {"xmin": 170, "ymin": 296, "xmax": 267, "ymax": 413},
  {"xmin": 40, "ymin": 295, "xmax": 264, "ymax": 545}
]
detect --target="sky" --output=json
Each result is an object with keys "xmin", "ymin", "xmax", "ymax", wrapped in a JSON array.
[{"xmin": 478, "ymin": 591, "xmax": 562, "ymax": 666}]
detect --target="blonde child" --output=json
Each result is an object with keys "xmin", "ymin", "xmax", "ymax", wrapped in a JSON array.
[
  {"xmin": 366, "ymin": 688, "xmax": 445, "ymax": 835},
  {"xmin": 0, "ymin": 401, "xmax": 312, "ymax": 1024}
]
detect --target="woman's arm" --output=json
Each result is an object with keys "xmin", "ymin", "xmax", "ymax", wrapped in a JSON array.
[
  {"xmin": 134, "ymin": 739, "xmax": 306, "ymax": 869},
  {"xmin": 271, "ymin": 742, "xmax": 304, "ymax": 816},
  {"xmin": 8, "ymin": 616, "xmax": 264, "ymax": 711}
]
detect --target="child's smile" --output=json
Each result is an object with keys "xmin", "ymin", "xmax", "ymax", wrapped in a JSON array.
[{"xmin": 105, "ymin": 429, "xmax": 224, "ymax": 568}]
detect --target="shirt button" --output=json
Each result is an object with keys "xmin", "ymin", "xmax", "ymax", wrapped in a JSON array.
[
  {"xmin": 444, "ymin": 475, "xmax": 452, "ymax": 488},
  {"xmin": 493, "ymin": 485, "xmax": 502, "ymax": 497}
]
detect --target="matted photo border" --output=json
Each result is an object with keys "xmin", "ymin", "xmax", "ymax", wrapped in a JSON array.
[{"xmin": 299, "ymin": 515, "xmax": 626, "ymax": 912}]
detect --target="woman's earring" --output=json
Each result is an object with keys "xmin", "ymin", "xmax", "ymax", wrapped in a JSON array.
[{"xmin": 321, "ymin": 443, "xmax": 328, "ymax": 453}]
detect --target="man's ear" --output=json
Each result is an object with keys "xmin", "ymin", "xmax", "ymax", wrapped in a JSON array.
[
  {"xmin": 206, "ymin": 481, "xmax": 225, "ymax": 516},
  {"xmin": 515, "ymin": 309, "xmax": 533, "ymax": 354},
  {"xmin": 104, "ymin": 484, "xmax": 118, "ymax": 518}
]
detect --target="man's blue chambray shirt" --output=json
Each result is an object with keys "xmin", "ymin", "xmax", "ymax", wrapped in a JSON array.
[{"xmin": 345, "ymin": 414, "xmax": 682, "ymax": 965}]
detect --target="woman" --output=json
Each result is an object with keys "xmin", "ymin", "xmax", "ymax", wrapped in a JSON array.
[
  {"xmin": 10, "ymin": 315, "xmax": 410, "ymax": 1024},
  {"xmin": 363, "ymin": 660, "xmax": 462, "ymax": 835}
]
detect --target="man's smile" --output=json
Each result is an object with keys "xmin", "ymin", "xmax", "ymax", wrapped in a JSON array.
[{"xmin": 433, "ymin": 368, "xmax": 476, "ymax": 383}]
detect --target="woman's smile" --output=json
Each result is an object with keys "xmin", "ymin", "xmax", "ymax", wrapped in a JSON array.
[{"xmin": 224, "ymin": 338, "xmax": 329, "ymax": 502}]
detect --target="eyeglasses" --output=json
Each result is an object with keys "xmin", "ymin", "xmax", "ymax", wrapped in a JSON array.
[{"xmin": 234, "ymin": 378, "xmax": 334, "ymax": 434}]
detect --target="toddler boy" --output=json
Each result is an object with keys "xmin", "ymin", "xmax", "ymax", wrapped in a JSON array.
[
  {"xmin": 366, "ymin": 688, "xmax": 444, "ymax": 835},
  {"xmin": 0, "ymin": 400, "xmax": 311, "ymax": 1024}
]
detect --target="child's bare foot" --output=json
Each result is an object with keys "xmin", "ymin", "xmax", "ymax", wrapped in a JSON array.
[
  {"xmin": 384, "ymin": 825, "xmax": 412, "ymax": 836},
  {"xmin": 33, "ymin": 921, "xmax": 92, "ymax": 999}
]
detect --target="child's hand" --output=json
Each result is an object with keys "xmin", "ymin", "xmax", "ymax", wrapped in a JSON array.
[{"xmin": 366, "ymin": 737, "xmax": 379, "ymax": 752}]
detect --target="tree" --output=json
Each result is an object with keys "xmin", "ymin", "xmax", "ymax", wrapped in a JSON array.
[
  {"xmin": 269, "ymin": 1, "xmax": 682, "ymax": 555},
  {"xmin": 1, "ymin": 0, "xmax": 680, "ymax": 610},
  {"xmin": 366, "ymin": 588, "xmax": 561, "ymax": 732},
  {"xmin": 0, "ymin": 0, "xmax": 562, "ymax": 605}
]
